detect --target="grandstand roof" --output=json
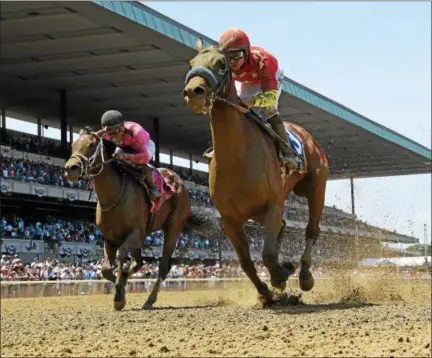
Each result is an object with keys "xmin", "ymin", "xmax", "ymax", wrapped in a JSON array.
[{"xmin": 1, "ymin": 1, "xmax": 431, "ymax": 179}]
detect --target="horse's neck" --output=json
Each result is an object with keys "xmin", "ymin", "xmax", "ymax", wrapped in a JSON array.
[
  {"xmin": 92, "ymin": 162, "xmax": 122, "ymax": 207},
  {"xmin": 210, "ymin": 79, "xmax": 249, "ymax": 170}
]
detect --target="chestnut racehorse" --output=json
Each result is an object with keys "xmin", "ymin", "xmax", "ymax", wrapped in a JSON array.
[
  {"xmin": 64, "ymin": 128, "xmax": 219, "ymax": 310},
  {"xmin": 183, "ymin": 38, "xmax": 329, "ymax": 305}
]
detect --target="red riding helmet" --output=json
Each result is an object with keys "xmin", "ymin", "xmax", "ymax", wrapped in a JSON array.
[{"xmin": 219, "ymin": 29, "xmax": 251, "ymax": 52}]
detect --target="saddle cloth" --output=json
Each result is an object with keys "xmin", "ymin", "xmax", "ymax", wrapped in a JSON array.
[{"xmin": 285, "ymin": 127, "xmax": 306, "ymax": 163}]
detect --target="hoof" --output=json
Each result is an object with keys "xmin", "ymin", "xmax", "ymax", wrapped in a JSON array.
[
  {"xmin": 282, "ymin": 262, "xmax": 296, "ymax": 276},
  {"xmin": 272, "ymin": 280, "xmax": 287, "ymax": 293},
  {"xmin": 142, "ymin": 302, "xmax": 154, "ymax": 310},
  {"xmin": 114, "ymin": 300, "xmax": 126, "ymax": 311},
  {"xmin": 299, "ymin": 275, "xmax": 315, "ymax": 292},
  {"xmin": 258, "ymin": 292, "xmax": 275, "ymax": 308}
]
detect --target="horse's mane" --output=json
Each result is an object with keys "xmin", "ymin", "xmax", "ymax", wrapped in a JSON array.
[{"xmin": 79, "ymin": 126, "xmax": 117, "ymax": 159}]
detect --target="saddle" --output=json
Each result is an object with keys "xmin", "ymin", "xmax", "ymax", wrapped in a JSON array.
[
  {"xmin": 114, "ymin": 161, "xmax": 178, "ymax": 213},
  {"xmin": 203, "ymin": 105, "xmax": 307, "ymax": 175}
]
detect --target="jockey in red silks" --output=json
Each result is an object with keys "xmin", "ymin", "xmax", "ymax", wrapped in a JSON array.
[
  {"xmin": 100, "ymin": 110, "xmax": 161, "ymax": 199},
  {"xmin": 210, "ymin": 28, "xmax": 304, "ymax": 173}
]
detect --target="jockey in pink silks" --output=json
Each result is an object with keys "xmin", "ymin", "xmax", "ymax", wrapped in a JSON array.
[{"xmin": 100, "ymin": 110, "xmax": 160, "ymax": 199}]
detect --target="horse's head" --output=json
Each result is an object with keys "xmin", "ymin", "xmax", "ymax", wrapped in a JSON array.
[
  {"xmin": 64, "ymin": 127, "xmax": 116, "ymax": 181},
  {"xmin": 183, "ymin": 37, "xmax": 231, "ymax": 114}
]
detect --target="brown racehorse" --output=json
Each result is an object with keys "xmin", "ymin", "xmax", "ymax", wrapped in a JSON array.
[
  {"xmin": 64, "ymin": 127, "xmax": 219, "ymax": 310},
  {"xmin": 183, "ymin": 38, "xmax": 329, "ymax": 305}
]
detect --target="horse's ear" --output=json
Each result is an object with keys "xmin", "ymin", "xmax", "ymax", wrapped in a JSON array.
[{"xmin": 195, "ymin": 36, "xmax": 204, "ymax": 52}]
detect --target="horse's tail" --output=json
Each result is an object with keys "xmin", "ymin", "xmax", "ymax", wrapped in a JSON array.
[{"xmin": 183, "ymin": 206, "xmax": 221, "ymax": 236}]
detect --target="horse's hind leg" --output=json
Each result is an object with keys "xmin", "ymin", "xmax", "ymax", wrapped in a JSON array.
[
  {"xmin": 143, "ymin": 225, "xmax": 181, "ymax": 309},
  {"xmin": 114, "ymin": 229, "xmax": 142, "ymax": 311},
  {"xmin": 102, "ymin": 239, "xmax": 117, "ymax": 284},
  {"xmin": 223, "ymin": 220, "xmax": 274, "ymax": 305},
  {"xmin": 296, "ymin": 175, "xmax": 327, "ymax": 292}
]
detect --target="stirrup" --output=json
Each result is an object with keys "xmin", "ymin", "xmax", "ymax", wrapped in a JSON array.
[
  {"xmin": 150, "ymin": 187, "xmax": 161, "ymax": 198},
  {"xmin": 282, "ymin": 155, "xmax": 305, "ymax": 174}
]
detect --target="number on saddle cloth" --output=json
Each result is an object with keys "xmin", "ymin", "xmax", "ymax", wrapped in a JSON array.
[{"xmin": 285, "ymin": 128, "xmax": 305, "ymax": 159}]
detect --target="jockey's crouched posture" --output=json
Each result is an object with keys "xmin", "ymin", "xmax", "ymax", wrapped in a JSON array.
[
  {"xmin": 100, "ymin": 110, "xmax": 161, "ymax": 199},
  {"xmin": 205, "ymin": 28, "xmax": 304, "ymax": 173}
]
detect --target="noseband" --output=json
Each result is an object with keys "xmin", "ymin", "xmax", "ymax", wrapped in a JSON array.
[{"xmin": 184, "ymin": 52, "xmax": 231, "ymax": 114}]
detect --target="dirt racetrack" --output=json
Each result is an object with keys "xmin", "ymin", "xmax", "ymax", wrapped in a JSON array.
[{"xmin": 1, "ymin": 275, "xmax": 431, "ymax": 357}]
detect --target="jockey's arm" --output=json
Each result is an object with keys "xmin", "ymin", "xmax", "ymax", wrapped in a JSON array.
[
  {"xmin": 126, "ymin": 151, "xmax": 150, "ymax": 165},
  {"xmin": 252, "ymin": 64, "xmax": 279, "ymax": 108},
  {"xmin": 124, "ymin": 124, "xmax": 151, "ymax": 165},
  {"xmin": 253, "ymin": 89, "xmax": 279, "ymax": 107}
]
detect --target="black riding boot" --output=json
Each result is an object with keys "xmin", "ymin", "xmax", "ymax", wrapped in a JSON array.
[{"xmin": 267, "ymin": 114, "xmax": 305, "ymax": 173}]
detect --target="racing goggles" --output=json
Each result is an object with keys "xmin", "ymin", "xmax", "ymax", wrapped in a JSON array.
[{"xmin": 227, "ymin": 50, "xmax": 245, "ymax": 62}]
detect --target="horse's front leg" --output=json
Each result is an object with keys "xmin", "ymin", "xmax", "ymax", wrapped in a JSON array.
[
  {"xmin": 114, "ymin": 229, "xmax": 142, "ymax": 311},
  {"xmin": 262, "ymin": 205, "xmax": 294, "ymax": 292},
  {"xmin": 101, "ymin": 238, "xmax": 118, "ymax": 283}
]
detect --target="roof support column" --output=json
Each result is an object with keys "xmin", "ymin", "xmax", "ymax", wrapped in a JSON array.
[
  {"xmin": 153, "ymin": 117, "xmax": 160, "ymax": 167},
  {"xmin": 1, "ymin": 108, "xmax": 6, "ymax": 143},
  {"xmin": 37, "ymin": 118, "xmax": 42, "ymax": 138},
  {"xmin": 169, "ymin": 149, "xmax": 173, "ymax": 169},
  {"xmin": 350, "ymin": 176, "xmax": 355, "ymax": 216},
  {"xmin": 59, "ymin": 90, "xmax": 68, "ymax": 158},
  {"xmin": 69, "ymin": 125, "xmax": 73, "ymax": 144}
]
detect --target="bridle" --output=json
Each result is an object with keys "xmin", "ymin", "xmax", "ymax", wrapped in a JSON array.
[
  {"xmin": 184, "ymin": 49, "xmax": 248, "ymax": 115},
  {"xmin": 68, "ymin": 130, "xmax": 125, "ymax": 212},
  {"xmin": 69, "ymin": 130, "xmax": 113, "ymax": 180}
]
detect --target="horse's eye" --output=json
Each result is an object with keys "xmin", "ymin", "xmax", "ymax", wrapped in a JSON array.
[{"xmin": 219, "ymin": 59, "xmax": 227, "ymax": 72}]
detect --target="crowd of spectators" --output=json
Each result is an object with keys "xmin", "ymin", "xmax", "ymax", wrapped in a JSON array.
[
  {"xmin": 1, "ymin": 157, "xmax": 91, "ymax": 190},
  {"xmin": 1, "ymin": 215, "xmax": 102, "ymax": 245},
  {"xmin": 1, "ymin": 212, "xmax": 268, "ymax": 253},
  {"xmin": 2, "ymin": 130, "xmax": 62, "ymax": 157},
  {"xmin": 0, "ymin": 254, "xmax": 340, "ymax": 282}
]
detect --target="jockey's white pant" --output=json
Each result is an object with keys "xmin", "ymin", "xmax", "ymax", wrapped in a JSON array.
[
  {"xmin": 147, "ymin": 139, "xmax": 156, "ymax": 160},
  {"xmin": 235, "ymin": 68, "xmax": 285, "ymax": 121}
]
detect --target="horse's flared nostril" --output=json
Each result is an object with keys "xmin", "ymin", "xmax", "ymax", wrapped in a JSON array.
[{"xmin": 193, "ymin": 86, "xmax": 206, "ymax": 96}]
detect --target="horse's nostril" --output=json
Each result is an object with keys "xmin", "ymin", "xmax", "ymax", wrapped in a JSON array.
[
  {"xmin": 193, "ymin": 86, "xmax": 206, "ymax": 96},
  {"xmin": 66, "ymin": 164, "xmax": 80, "ymax": 174}
]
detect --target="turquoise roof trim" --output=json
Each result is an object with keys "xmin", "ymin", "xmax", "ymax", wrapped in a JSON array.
[{"xmin": 93, "ymin": 1, "xmax": 431, "ymax": 161}]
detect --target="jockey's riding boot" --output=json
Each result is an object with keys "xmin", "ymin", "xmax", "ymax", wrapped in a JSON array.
[
  {"xmin": 203, "ymin": 147, "xmax": 214, "ymax": 161},
  {"xmin": 268, "ymin": 114, "xmax": 305, "ymax": 173},
  {"xmin": 142, "ymin": 166, "xmax": 161, "ymax": 199}
]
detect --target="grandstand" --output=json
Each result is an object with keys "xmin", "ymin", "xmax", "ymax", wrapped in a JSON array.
[
  {"xmin": 0, "ymin": 128, "xmax": 419, "ymax": 269},
  {"xmin": 0, "ymin": 1, "xmax": 429, "ymax": 278}
]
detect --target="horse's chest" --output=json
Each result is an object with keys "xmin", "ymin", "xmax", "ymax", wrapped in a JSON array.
[{"xmin": 211, "ymin": 181, "xmax": 265, "ymax": 218}]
